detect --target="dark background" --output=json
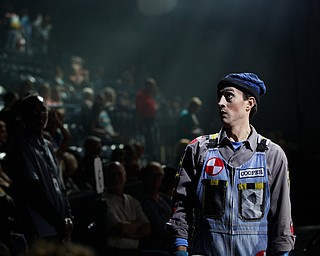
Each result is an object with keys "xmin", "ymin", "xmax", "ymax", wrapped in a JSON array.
[
  {"xmin": 3, "ymin": 0, "xmax": 320, "ymax": 227},
  {"xmin": 13, "ymin": 0, "xmax": 319, "ymax": 143}
]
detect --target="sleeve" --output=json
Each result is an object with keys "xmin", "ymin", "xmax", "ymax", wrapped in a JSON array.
[
  {"xmin": 266, "ymin": 142, "xmax": 296, "ymax": 254},
  {"xmin": 166, "ymin": 141, "xmax": 200, "ymax": 242}
]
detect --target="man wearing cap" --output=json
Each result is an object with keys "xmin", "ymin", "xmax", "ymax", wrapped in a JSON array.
[{"xmin": 166, "ymin": 73, "xmax": 295, "ymax": 256}]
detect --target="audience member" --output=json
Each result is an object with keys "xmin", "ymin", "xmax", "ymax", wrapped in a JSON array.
[
  {"xmin": 63, "ymin": 148, "xmax": 89, "ymax": 194},
  {"xmin": 44, "ymin": 108, "xmax": 72, "ymax": 165},
  {"xmin": 31, "ymin": 12, "xmax": 43, "ymax": 56},
  {"xmin": 3, "ymin": 94, "xmax": 73, "ymax": 246},
  {"xmin": 123, "ymin": 144, "xmax": 142, "ymax": 182},
  {"xmin": 90, "ymin": 93, "xmax": 120, "ymax": 145},
  {"xmin": 103, "ymin": 86, "xmax": 117, "ymax": 112},
  {"xmin": 20, "ymin": 8, "xmax": 32, "ymax": 56},
  {"xmin": 102, "ymin": 86, "xmax": 122, "ymax": 137},
  {"xmin": 102, "ymin": 161, "xmax": 151, "ymax": 256},
  {"xmin": 32, "ymin": 13, "xmax": 53, "ymax": 56},
  {"xmin": 39, "ymin": 14, "xmax": 53, "ymax": 55},
  {"xmin": 68, "ymin": 56, "xmax": 90, "ymax": 99},
  {"xmin": 176, "ymin": 96, "xmax": 203, "ymax": 141},
  {"xmin": 80, "ymin": 87, "xmax": 95, "ymax": 137},
  {"xmin": 4, "ymin": 8, "xmax": 22, "ymax": 52},
  {"xmin": 61, "ymin": 151, "xmax": 82, "ymax": 196},
  {"xmin": 135, "ymin": 77, "xmax": 159, "ymax": 160},
  {"xmin": 123, "ymin": 144, "xmax": 143, "ymax": 199},
  {"xmin": 138, "ymin": 162, "xmax": 171, "ymax": 255},
  {"xmin": 120, "ymin": 64, "xmax": 137, "ymax": 87}
]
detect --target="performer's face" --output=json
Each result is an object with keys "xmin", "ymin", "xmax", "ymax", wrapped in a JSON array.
[{"xmin": 217, "ymin": 87, "xmax": 250, "ymax": 128}]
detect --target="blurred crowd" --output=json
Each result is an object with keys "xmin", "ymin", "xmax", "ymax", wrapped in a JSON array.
[
  {"xmin": 0, "ymin": 3, "xmax": 52, "ymax": 57},
  {"xmin": 0, "ymin": 2, "xmax": 207, "ymax": 256}
]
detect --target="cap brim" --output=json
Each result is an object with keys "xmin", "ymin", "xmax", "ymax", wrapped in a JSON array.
[{"xmin": 217, "ymin": 77, "xmax": 260, "ymax": 103}]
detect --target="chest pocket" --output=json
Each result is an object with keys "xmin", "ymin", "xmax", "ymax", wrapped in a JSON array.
[
  {"xmin": 202, "ymin": 179, "xmax": 228, "ymax": 219},
  {"xmin": 238, "ymin": 182, "xmax": 266, "ymax": 220}
]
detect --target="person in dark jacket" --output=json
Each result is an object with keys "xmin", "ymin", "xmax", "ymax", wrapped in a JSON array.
[{"xmin": 4, "ymin": 94, "xmax": 73, "ymax": 245}]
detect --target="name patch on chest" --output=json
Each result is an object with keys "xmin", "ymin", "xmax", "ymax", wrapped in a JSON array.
[{"xmin": 239, "ymin": 168, "xmax": 264, "ymax": 179}]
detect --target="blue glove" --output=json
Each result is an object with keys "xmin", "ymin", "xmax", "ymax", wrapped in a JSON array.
[{"xmin": 173, "ymin": 251, "xmax": 188, "ymax": 256}]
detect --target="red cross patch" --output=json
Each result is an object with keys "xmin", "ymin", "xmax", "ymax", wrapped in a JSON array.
[{"xmin": 205, "ymin": 157, "xmax": 224, "ymax": 176}]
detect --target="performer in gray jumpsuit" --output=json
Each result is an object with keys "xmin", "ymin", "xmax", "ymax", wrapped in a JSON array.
[{"xmin": 167, "ymin": 73, "xmax": 295, "ymax": 256}]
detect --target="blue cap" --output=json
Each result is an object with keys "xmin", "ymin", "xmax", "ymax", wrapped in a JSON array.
[{"xmin": 217, "ymin": 72, "xmax": 266, "ymax": 103}]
